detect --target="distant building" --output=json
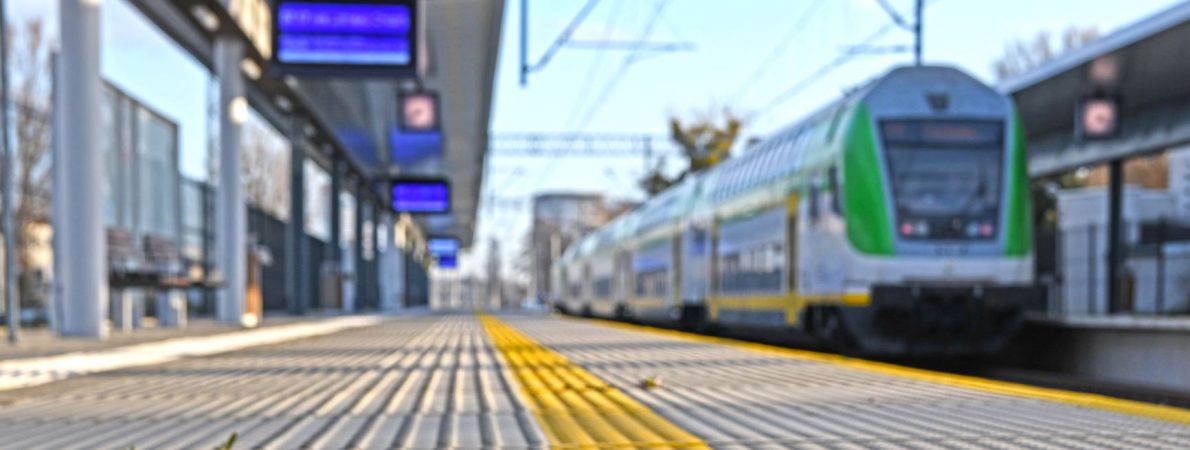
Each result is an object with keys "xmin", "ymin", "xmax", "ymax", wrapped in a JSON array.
[{"xmin": 529, "ymin": 193, "xmax": 635, "ymax": 301}]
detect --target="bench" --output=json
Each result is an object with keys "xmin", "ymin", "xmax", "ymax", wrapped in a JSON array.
[{"xmin": 106, "ymin": 229, "xmax": 191, "ymax": 329}]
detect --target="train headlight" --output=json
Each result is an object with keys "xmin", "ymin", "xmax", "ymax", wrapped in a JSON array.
[
  {"xmin": 966, "ymin": 222, "xmax": 980, "ymax": 238},
  {"xmin": 914, "ymin": 221, "xmax": 930, "ymax": 236},
  {"xmin": 979, "ymin": 223, "xmax": 995, "ymax": 237},
  {"xmin": 900, "ymin": 222, "xmax": 914, "ymax": 236}
]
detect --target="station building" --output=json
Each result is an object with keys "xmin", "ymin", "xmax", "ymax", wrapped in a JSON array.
[{"xmin": 0, "ymin": 0, "xmax": 503, "ymax": 335}]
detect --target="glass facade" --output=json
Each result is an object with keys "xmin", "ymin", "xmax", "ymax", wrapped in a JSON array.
[
  {"xmin": 101, "ymin": 83, "xmax": 182, "ymax": 250},
  {"xmin": 137, "ymin": 108, "xmax": 181, "ymax": 238},
  {"xmin": 304, "ymin": 160, "xmax": 331, "ymax": 241},
  {"xmin": 180, "ymin": 179, "xmax": 212, "ymax": 271}
]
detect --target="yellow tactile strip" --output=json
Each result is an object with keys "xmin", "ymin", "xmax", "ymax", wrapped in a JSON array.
[
  {"xmin": 480, "ymin": 315, "xmax": 709, "ymax": 449},
  {"xmin": 585, "ymin": 317, "xmax": 1190, "ymax": 427}
]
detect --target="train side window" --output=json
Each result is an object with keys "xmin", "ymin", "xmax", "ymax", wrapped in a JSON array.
[
  {"xmin": 828, "ymin": 165, "xmax": 843, "ymax": 215},
  {"xmin": 689, "ymin": 227, "xmax": 708, "ymax": 256},
  {"xmin": 809, "ymin": 175, "xmax": 820, "ymax": 221},
  {"xmin": 827, "ymin": 107, "xmax": 846, "ymax": 143}
]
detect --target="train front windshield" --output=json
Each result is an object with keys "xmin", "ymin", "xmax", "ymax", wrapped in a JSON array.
[{"xmin": 881, "ymin": 120, "xmax": 1004, "ymax": 241}]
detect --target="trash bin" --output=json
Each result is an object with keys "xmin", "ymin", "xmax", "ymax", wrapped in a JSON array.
[
  {"xmin": 244, "ymin": 245, "xmax": 271, "ymax": 327},
  {"xmin": 321, "ymin": 263, "xmax": 344, "ymax": 310}
]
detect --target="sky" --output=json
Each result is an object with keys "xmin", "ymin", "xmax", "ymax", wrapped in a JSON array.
[
  {"xmin": 5, "ymin": 0, "xmax": 1185, "ymax": 282},
  {"xmin": 465, "ymin": 0, "xmax": 1184, "ymax": 279}
]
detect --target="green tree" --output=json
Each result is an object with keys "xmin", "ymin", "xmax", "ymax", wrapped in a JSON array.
[{"xmin": 640, "ymin": 108, "xmax": 744, "ymax": 196}]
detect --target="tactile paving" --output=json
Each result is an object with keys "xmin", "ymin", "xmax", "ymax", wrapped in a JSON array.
[
  {"xmin": 481, "ymin": 315, "xmax": 706, "ymax": 448},
  {"xmin": 506, "ymin": 316, "xmax": 1190, "ymax": 450}
]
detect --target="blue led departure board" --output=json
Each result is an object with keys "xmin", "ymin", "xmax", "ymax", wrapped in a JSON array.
[
  {"xmin": 273, "ymin": 1, "xmax": 418, "ymax": 77},
  {"xmin": 391, "ymin": 179, "xmax": 449, "ymax": 213},
  {"xmin": 428, "ymin": 237, "xmax": 459, "ymax": 256}
]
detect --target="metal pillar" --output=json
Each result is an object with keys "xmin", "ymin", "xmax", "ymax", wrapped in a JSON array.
[
  {"xmin": 214, "ymin": 35, "xmax": 246, "ymax": 326},
  {"xmin": 286, "ymin": 117, "xmax": 307, "ymax": 315},
  {"xmin": 327, "ymin": 158, "xmax": 343, "ymax": 311},
  {"xmin": 394, "ymin": 222, "xmax": 407, "ymax": 309},
  {"xmin": 519, "ymin": 0, "xmax": 528, "ymax": 86},
  {"xmin": 55, "ymin": 0, "xmax": 107, "ymax": 338},
  {"xmin": 378, "ymin": 212, "xmax": 394, "ymax": 310},
  {"xmin": 2, "ymin": 0, "xmax": 17, "ymax": 343},
  {"xmin": 914, "ymin": 0, "xmax": 923, "ymax": 66},
  {"xmin": 369, "ymin": 204, "xmax": 380, "ymax": 310},
  {"xmin": 329, "ymin": 159, "xmax": 343, "ymax": 265},
  {"xmin": 354, "ymin": 187, "xmax": 365, "ymax": 311},
  {"xmin": 48, "ymin": 52, "xmax": 62, "ymax": 332},
  {"xmin": 401, "ymin": 250, "xmax": 411, "ymax": 308},
  {"xmin": 1107, "ymin": 159, "xmax": 1124, "ymax": 313}
]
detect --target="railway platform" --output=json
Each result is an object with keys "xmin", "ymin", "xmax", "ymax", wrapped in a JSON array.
[
  {"xmin": 1004, "ymin": 314, "xmax": 1190, "ymax": 394},
  {"xmin": 0, "ymin": 313, "xmax": 1186, "ymax": 449}
]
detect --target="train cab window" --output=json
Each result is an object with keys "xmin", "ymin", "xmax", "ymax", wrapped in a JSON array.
[{"xmin": 881, "ymin": 120, "xmax": 1004, "ymax": 241}]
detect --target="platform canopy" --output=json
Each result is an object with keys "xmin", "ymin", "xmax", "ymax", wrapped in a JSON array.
[
  {"xmin": 294, "ymin": 0, "xmax": 505, "ymax": 248},
  {"xmin": 137, "ymin": 0, "xmax": 504, "ymax": 249},
  {"xmin": 1000, "ymin": 0, "xmax": 1190, "ymax": 177}
]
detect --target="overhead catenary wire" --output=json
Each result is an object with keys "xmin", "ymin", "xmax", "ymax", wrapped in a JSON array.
[
  {"xmin": 751, "ymin": 0, "xmax": 941, "ymax": 120},
  {"xmin": 524, "ymin": 0, "xmax": 672, "ymax": 197},
  {"xmin": 525, "ymin": 0, "xmax": 603, "ymax": 73},
  {"xmin": 749, "ymin": 21, "xmax": 898, "ymax": 120},
  {"xmin": 873, "ymin": 0, "xmax": 912, "ymax": 29},
  {"xmin": 730, "ymin": 1, "xmax": 827, "ymax": 102},
  {"xmin": 573, "ymin": 0, "xmax": 673, "ymax": 130},
  {"xmin": 567, "ymin": 0, "xmax": 626, "ymax": 127}
]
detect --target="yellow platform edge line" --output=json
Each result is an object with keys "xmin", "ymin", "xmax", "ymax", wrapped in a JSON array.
[
  {"xmin": 577, "ymin": 316, "xmax": 1190, "ymax": 427},
  {"xmin": 479, "ymin": 315, "xmax": 710, "ymax": 450}
]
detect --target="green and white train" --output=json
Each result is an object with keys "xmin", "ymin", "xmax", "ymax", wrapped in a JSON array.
[{"xmin": 551, "ymin": 66, "xmax": 1043, "ymax": 355}]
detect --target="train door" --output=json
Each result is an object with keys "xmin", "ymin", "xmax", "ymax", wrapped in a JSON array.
[
  {"xmin": 786, "ymin": 193, "xmax": 799, "ymax": 296},
  {"xmin": 670, "ymin": 232, "xmax": 682, "ymax": 316},
  {"xmin": 614, "ymin": 248, "xmax": 631, "ymax": 317},
  {"xmin": 709, "ymin": 219, "xmax": 720, "ymax": 306},
  {"xmin": 786, "ymin": 193, "xmax": 801, "ymax": 327},
  {"xmin": 629, "ymin": 239, "xmax": 671, "ymax": 319},
  {"xmin": 581, "ymin": 263, "xmax": 593, "ymax": 316},
  {"xmin": 681, "ymin": 221, "xmax": 712, "ymax": 305}
]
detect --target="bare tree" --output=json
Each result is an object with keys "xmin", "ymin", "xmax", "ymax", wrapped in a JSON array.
[
  {"xmin": 5, "ymin": 19, "xmax": 53, "ymax": 308},
  {"xmin": 992, "ymin": 26, "xmax": 1100, "ymax": 81}
]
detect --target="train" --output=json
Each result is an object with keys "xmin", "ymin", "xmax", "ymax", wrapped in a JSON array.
[{"xmin": 550, "ymin": 66, "xmax": 1044, "ymax": 356}]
